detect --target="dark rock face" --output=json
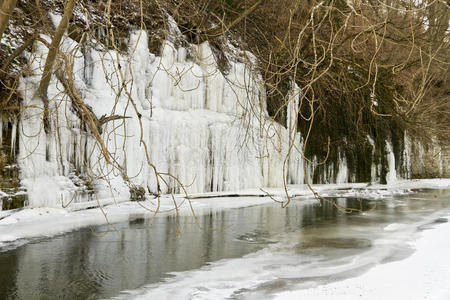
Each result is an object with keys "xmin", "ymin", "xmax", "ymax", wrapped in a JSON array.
[{"xmin": 1, "ymin": 119, "xmax": 27, "ymax": 210}]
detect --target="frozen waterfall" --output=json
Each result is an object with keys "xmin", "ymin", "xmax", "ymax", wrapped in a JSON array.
[
  {"xmin": 15, "ymin": 25, "xmax": 389, "ymax": 208},
  {"xmin": 17, "ymin": 30, "xmax": 307, "ymax": 208}
]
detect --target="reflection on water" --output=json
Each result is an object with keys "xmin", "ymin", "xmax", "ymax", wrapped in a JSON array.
[{"xmin": 0, "ymin": 189, "xmax": 449, "ymax": 300}]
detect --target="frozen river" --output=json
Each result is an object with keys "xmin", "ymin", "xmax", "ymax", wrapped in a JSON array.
[{"xmin": 0, "ymin": 188, "xmax": 449, "ymax": 299}]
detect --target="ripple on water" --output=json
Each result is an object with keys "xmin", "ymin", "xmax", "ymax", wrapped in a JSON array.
[{"xmin": 295, "ymin": 237, "xmax": 372, "ymax": 249}]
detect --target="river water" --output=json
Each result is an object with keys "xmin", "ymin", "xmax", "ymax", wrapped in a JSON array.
[{"xmin": 0, "ymin": 189, "xmax": 449, "ymax": 299}]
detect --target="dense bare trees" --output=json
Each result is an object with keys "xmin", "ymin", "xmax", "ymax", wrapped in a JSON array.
[
  {"xmin": 0, "ymin": 0, "xmax": 448, "ymax": 201},
  {"xmin": 0, "ymin": 0, "xmax": 17, "ymax": 41}
]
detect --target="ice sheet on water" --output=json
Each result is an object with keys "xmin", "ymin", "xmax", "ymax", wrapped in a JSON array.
[{"xmin": 114, "ymin": 212, "xmax": 443, "ymax": 300}]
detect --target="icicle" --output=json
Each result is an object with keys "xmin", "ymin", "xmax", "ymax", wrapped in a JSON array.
[
  {"xmin": 336, "ymin": 152, "xmax": 348, "ymax": 184},
  {"xmin": 438, "ymin": 149, "xmax": 443, "ymax": 176},
  {"xmin": 418, "ymin": 142, "xmax": 426, "ymax": 171},
  {"xmin": 403, "ymin": 132, "xmax": 411, "ymax": 179},
  {"xmin": 287, "ymin": 84, "xmax": 300, "ymax": 136},
  {"xmin": 10, "ymin": 118, "xmax": 17, "ymax": 158},
  {"xmin": 385, "ymin": 140, "xmax": 397, "ymax": 185},
  {"xmin": 367, "ymin": 135, "xmax": 378, "ymax": 183},
  {"xmin": 304, "ymin": 156, "xmax": 317, "ymax": 184}
]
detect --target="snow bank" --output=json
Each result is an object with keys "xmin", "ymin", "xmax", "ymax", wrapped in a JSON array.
[{"xmin": 274, "ymin": 213, "xmax": 450, "ymax": 300}]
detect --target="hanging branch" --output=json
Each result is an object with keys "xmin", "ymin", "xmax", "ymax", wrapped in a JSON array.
[{"xmin": 37, "ymin": 0, "xmax": 77, "ymax": 134}]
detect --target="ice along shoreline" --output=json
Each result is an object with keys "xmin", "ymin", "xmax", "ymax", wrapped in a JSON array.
[{"xmin": 0, "ymin": 179, "xmax": 449, "ymax": 249}]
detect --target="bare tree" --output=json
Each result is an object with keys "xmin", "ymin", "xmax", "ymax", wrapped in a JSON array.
[
  {"xmin": 37, "ymin": 0, "xmax": 77, "ymax": 134},
  {"xmin": 0, "ymin": 0, "xmax": 448, "ymax": 213},
  {"xmin": 0, "ymin": 0, "xmax": 17, "ymax": 41}
]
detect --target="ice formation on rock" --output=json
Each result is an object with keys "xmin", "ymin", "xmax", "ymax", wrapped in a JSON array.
[
  {"xmin": 12, "ymin": 20, "xmax": 424, "ymax": 208},
  {"xmin": 17, "ymin": 29, "xmax": 307, "ymax": 208},
  {"xmin": 385, "ymin": 140, "xmax": 398, "ymax": 185},
  {"xmin": 336, "ymin": 153, "xmax": 349, "ymax": 184}
]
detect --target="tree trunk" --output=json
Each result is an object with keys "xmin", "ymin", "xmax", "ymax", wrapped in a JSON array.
[
  {"xmin": 0, "ymin": 0, "xmax": 17, "ymax": 41},
  {"xmin": 37, "ymin": 0, "xmax": 77, "ymax": 134},
  {"xmin": 203, "ymin": 0, "xmax": 262, "ymax": 40}
]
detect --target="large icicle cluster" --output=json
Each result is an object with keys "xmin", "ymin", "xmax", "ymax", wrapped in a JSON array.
[
  {"xmin": 17, "ymin": 22, "xmax": 434, "ymax": 209},
  {"xmin": 18, "ymin": 29, "xmax": 308, "ymax": 208}
]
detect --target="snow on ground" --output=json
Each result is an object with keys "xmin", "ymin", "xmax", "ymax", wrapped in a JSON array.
[
  {"xmin": 0, "ymin": 179, "xmax": 449, "ymax": 248},
  {"xmin": 274, "ymin": 213, "xmax": 450, "ymax": 300}
]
